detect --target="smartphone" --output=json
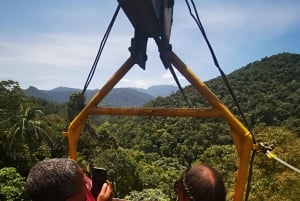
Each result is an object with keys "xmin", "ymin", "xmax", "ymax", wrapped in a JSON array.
[{"xmin": 91, "ymin": 167, "xmax": 107, "ymax": 199}]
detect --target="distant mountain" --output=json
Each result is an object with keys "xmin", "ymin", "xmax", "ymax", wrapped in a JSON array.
[
  {"xmin": 25, "ymin": 86, "xmax": 53, "ymax": 100},
  {"xmin": 25, "ymin": 86, "xmax": 82, "ymax": 103},
  {"xmin": 24, "ymin": 85, "xmax": 177, "ymax": 106},
  {"xmin": 133, "ymin": 85, "xmax": 178, "ymax": 97}
]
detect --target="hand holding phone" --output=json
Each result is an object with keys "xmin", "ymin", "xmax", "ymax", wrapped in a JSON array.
[{"xmin": 91, "ymin": 167, "xmax": 107, "ymax": 199}]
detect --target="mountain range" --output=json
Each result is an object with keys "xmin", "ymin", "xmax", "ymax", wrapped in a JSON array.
[{"xmin": 24, "ymin": 85, "xmax": 178, "ymax": 106}]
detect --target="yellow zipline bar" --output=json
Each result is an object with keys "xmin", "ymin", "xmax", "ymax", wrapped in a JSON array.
[{"xmin": 63, "ymin": 51, "xmax": 253, "ymax": 201}]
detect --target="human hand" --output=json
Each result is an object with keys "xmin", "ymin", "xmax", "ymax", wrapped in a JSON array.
[{"xmin": 97, "ymin": 181, "xmax": 113, "ymax": 201}]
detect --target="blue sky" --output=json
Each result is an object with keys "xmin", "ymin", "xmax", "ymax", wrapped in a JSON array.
[{"xmin": 1, "ymin": 0, "xmax": 300, "ymax": 90}]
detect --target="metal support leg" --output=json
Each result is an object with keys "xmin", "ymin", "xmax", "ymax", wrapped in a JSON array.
[
  {"xmin": 166, "ymin": 50, "xmax": 253, "ymax": 201},
  {"xmin": 63, "ymin": 56, "xmax": 135, "ymax": 160}
]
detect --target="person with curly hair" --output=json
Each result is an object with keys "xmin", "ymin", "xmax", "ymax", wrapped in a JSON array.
[
  {"xmin": 174, "ymin": 164, "xmax": 226, "ymax": 201},
  {"xmin": 26, "ymin": 158, "xmax": 113, "ymax": 201}
]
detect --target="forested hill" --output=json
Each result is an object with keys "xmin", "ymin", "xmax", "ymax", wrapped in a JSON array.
[
  {"xmin": 107, "ymin": 52, "xmax": 300, "ymax": 162},
  {"xmin": 206, "ymin": 52, "xmax": 300, "ymax": 127},
  {"xmin": 143, "ymin": 52, "xmax": 300, "ymax": 127}
]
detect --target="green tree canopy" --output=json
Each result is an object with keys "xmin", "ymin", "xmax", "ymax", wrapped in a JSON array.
[{"xmin": 0, "ymin": 167, "xmax": 27, "ymax": 201}]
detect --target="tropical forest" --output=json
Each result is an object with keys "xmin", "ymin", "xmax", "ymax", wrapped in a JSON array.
[{"xmin": 0, "ymin": 53, "xmax": 299, "ymax": 201}]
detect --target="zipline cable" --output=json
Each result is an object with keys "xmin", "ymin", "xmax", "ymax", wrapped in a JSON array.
[
  {"xmin": 184, "ymin": 1, "xmax": 257, "ymax": 200},
  {"xmin": 259, "ymin": 142, "xmax": 300, "ymax": 174},
  {"xmin": 267, "ymin": 151, "xmax": 300, "ymax": 174},
  {"xmin": 165, "ymin": 55, "xmax": 190, "ymax": 107},
  {"xmin": 184, "ymin": 0, "xmax": 254, "ymax": 139},
  {"xmin": 82, "ymin": 5, "xmax": 121, "ymax": 95}
]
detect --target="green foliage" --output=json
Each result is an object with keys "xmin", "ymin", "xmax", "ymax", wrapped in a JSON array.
[
  {"xmin": 0, "ymin": 80, "xmax": 24, "ymax": 121},
  {"xmin": 67, "ymin": 93, "xmax": 85, "ymax": 122},
  {"xmin": 0, "ymin": 167, "xmax": 27, "ymax": 201},
  {"xmin": 125, "ymin": 189, "xmax": 170, "ymax": 201},
  {"xmin": 197, "ymin": 145, "xmax": 237, "ymax": 189},
  {"xmin": 8, "ymin": 107, "xmax": 53, "ymax": 153},
  {"xmin": 94, "ymin": 148, "xmax": 140, "ymax": 197},
  {"xmin": 26, "ymin": 96, "xmax": 67, "ymax": 115},
  {"xmin": 215, "ymin": 53, "xmax": 300, "ymax": 128},
  {"xmin": 248, "ymin": 127, "xmax": 300, "ymax": 201},
  {"xmin": 6, "ymin": 106, "xmax": 54, "ymax": 175},
  {"xmin": 92, "ymin": 148, "xmax": 184, "ymax": 199},
  {"xmin": 0, "ymin": 80, "xmax": 67, "ymax": 175},
  {"xmin": 136, "ymin": 156, "xmax": 185, "ymax": 199},
  {"xmin": 109, "ymin": 116, "xmax": 231, "ymax": 164}
]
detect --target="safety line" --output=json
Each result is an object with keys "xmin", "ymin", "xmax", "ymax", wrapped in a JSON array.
[{"xmin": 184, "ymin": 0, "xmax": 254, "ymax": 140}]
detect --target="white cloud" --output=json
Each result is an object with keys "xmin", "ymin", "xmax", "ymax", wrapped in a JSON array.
[{"xmin": 1, "ymin": 1, "xmax": 299, "ymax": 90}]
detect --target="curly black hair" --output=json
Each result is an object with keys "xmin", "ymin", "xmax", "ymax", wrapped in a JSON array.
[{"xmin": 26, "ymin": 158, "xmax": 82, "ymax": 201}]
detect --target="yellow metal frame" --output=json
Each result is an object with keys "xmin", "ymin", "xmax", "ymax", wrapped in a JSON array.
[{"xmin": 63, "ymin": 50, "xmax": 253, "ymax": 201}]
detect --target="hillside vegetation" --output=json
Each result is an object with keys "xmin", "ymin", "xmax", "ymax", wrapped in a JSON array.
[{"xmin": 0, "ymin": 53, "xmax": 299, "ymax": 200}]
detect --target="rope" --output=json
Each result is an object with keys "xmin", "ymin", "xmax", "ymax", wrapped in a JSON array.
[
  {"xmin": 184, "ymin": 1, "xmax": 258, "ymax": 200},
  {"xmin": 81, "ymin": 5, "xmax": 121, "ymax": 95},
  {"xmin": 154, "ymin": 37, "xmax": 191, "ymax": 107},
  {"xmin": 184, "ymin": 0, "xmax": 254, "ymax": 139},
  {"xmin": 168, "ymin": 64, "xmax": 191, "ymax": 107}
]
